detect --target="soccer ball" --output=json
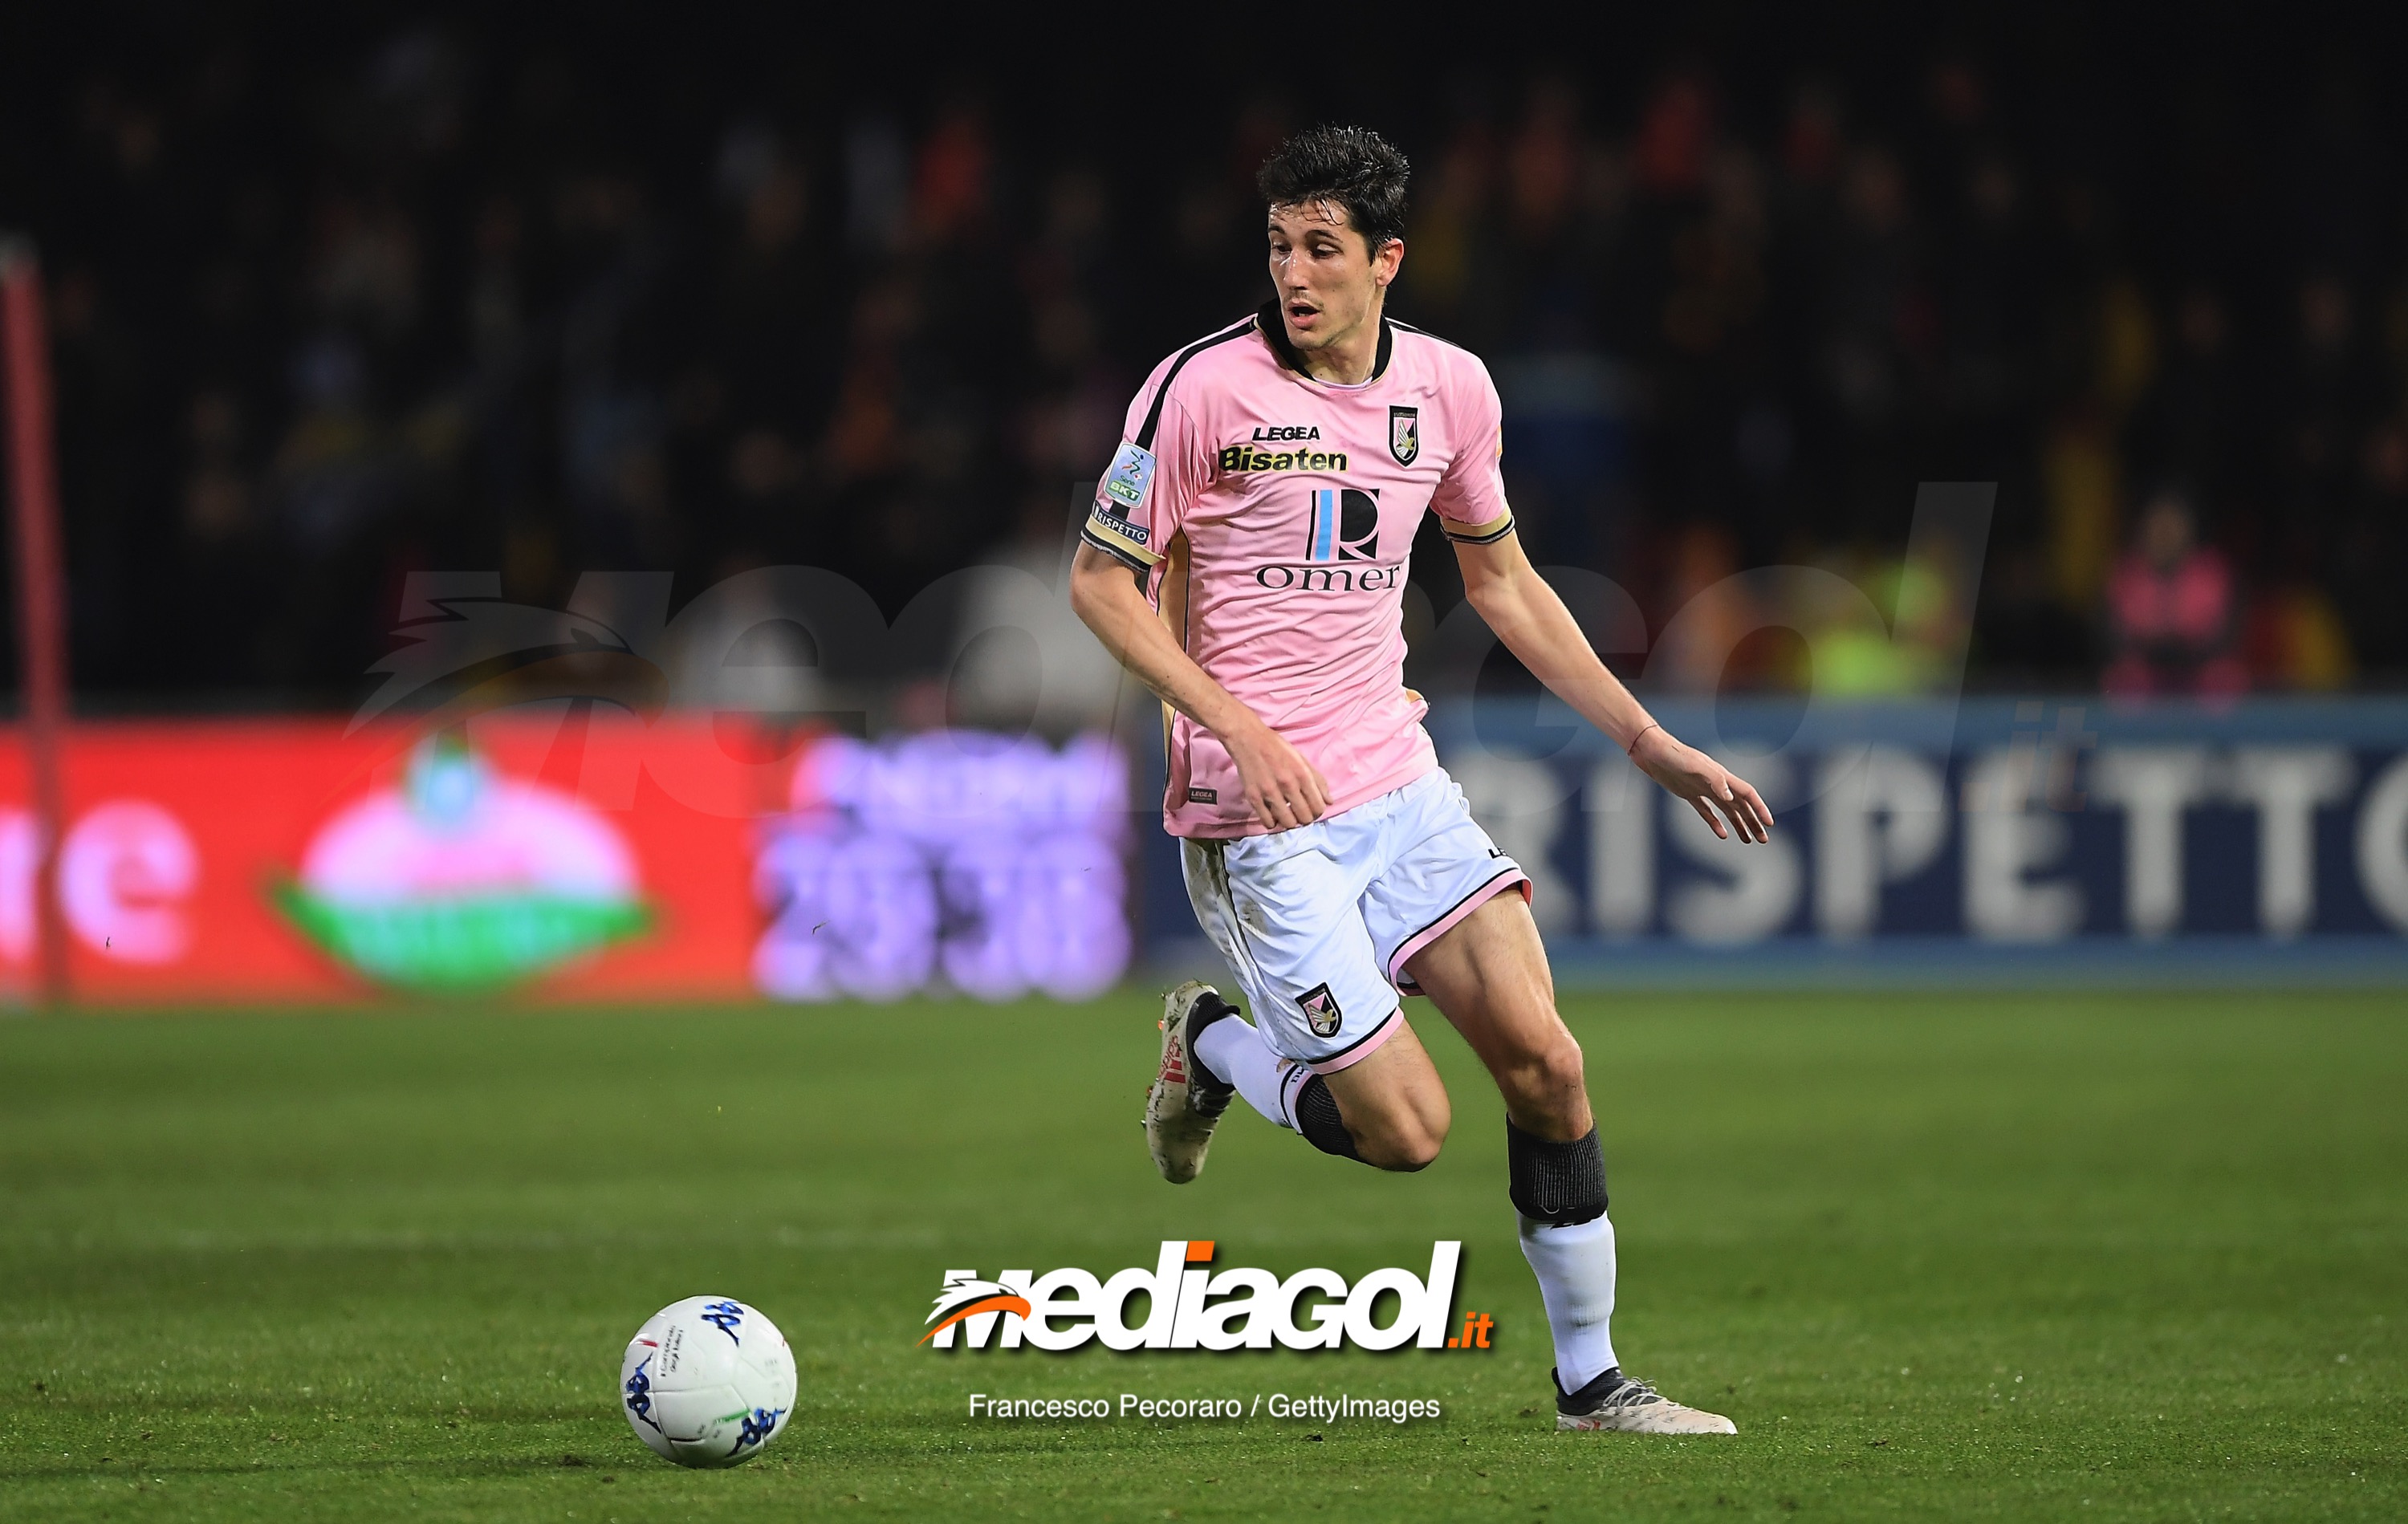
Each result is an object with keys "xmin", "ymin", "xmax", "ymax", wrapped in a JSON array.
[{"xmin": 619, "ymin": 1296, "xmax": 797, "ymax": 1467}]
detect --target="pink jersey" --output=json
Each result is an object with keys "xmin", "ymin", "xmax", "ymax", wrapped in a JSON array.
[{"xmin": 1083, "ymin": 303, "xmax": 1515, "ymax": 839}]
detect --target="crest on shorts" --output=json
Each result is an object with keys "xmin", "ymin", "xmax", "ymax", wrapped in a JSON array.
[
  {"xmin": 1389, "ymin": 407, "xmax": 1420, "ymax": 466},
  {"xmin": 1297, "ymin": 982, "xmax": 1344, "ymax": 1039}
]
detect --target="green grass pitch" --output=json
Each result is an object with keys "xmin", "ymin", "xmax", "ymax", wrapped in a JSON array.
[{"xmin": 1, "ymin": 990, "xmax": 2400, "ymax": 1521}]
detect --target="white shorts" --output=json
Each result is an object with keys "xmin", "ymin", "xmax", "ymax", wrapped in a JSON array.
[{"xmin": 1180, "ymin": 767, "xmax": 1531, "ymax": 1074}]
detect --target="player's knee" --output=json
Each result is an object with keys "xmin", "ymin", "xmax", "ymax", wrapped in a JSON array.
[
  {"xmin": 1535, "ymin": 1031, "xmax": 1585, "ymax": 1095},
  {"xmin": 1301, "ymin": 1074, "xmax": 1446, "ymax": 1171},
  {"xmin": 1497, "ymin": 1030, "xmax": 1586, "ymax": 1129},
  {"xmin": 1361, "ymin": 1129, "xmax": 1442, "ymax": 1172},
  {"xmin": 1361, "ymin": 1107, "xmax": 1447, "ymax": 1172}
]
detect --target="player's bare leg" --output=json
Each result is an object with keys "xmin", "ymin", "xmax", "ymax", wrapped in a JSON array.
[
  {"xmin": 1312, "ymin": 1019, "xmax": 1450, "ymax": 1171},
  {"xmin": 1155, "ymin": 982, "xmax": 1448, "ymax": 1174},
  {"xmin": 1404, "ymin": 893, "xmax": 1738, "ymax": 1436},
  {"xmin": 1403, "ymin": 896, "xmax": 1587, "ymax": 1135}
]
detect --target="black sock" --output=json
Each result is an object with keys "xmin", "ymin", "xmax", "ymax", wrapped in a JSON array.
[
  {"xmin": 1184, "ymin": 990, "xmax": 1239, "ymax": 1094},
  {"xmin": 1292, "ymin": 1075, "xmax": 1363, "ymax": 1161},
  {"xmin": 1560, "ymin": 1365, "xmax": 1625, "ymax": 1403}
]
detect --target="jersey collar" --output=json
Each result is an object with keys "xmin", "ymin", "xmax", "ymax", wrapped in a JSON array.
[{"xmin": 1255, "ymin": 299, "xmax": 1393, "ymax": 385}]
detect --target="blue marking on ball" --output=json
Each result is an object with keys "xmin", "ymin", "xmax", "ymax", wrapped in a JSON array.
[
  {"xmin": 622, "ymin": 1354, "xmax": 661, "ymax": 1433},
  {"xmin": 734, "ymin": 1406, "xmax": 785, "ymax": 1450}
]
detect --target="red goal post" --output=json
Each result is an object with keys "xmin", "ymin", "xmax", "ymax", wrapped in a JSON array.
[{"xmin": 1, "ymin": 236, "xmax": 73, "ymax": 1006}]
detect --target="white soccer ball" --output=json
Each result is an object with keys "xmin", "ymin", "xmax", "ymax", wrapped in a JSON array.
[{"xmin": 619, "ymin": 1296, "xmax": 797, "ymax": 1467}]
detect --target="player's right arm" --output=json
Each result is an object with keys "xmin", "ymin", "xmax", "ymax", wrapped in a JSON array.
[
  {"xmin": 1069, "ymin": 543, "xmax": 1329, "ymax": 832},
  {"xmin": 1073, "ymin": 360, "xmax": 1331, "ymax": 833}
]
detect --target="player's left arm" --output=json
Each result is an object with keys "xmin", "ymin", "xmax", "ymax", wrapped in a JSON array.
[{"xmin": 1453, "ymin": 530, "xmax": 1772, "ymax": 844}]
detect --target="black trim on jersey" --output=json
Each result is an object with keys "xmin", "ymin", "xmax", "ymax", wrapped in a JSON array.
[
  {"xmin": 1442, "ymin": 515, "xmax": 1517, "ymax": 546},
  {"xmin": 1256, "ymin": 300, "xmax": 1394, "ymax": 382},
  {"xmin": 1136, "ymin": 318, "xmax": 1256, "ymax": 451},
  {"xmin": 1079, "ymin": 524, "xmax": 1153, "ymax": 572},
  {"xmin": 1387, "ymin": 317, "xmax": 1471, "ymax": 355},
  {"xmin": 1175, "ymin": 530, "xmax": 1193, "ymax": 651}
]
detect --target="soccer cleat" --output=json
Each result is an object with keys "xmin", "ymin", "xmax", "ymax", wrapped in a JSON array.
[
  {"xmin": 1143, "ymin": 981, "xmax": 1237, "ymax": 1185},
  {"xmin": 1554, "ymin": 1368, "xmax": 1738, "ymax": 1435}
]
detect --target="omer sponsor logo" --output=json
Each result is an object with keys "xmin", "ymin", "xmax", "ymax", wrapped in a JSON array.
[
  {"xmin": 1252, "ymin": 563, "xmax": 1402, "ymax": 592},
  {"xmin": 921, "ymin": 1240, "xmax": 1469, "ymax": 1352},
  {"xmin": 1302, "ymin": 487, "xmax": 1378, "ymax": 563},
  {"xmin": 1251, "ymin": 487, "xmax": 1393, "ymax": 589}
]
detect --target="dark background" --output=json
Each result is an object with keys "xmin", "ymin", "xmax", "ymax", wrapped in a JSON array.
[{"xmin": 5, "ymin": 2, "xmax": 2406, "ymax": 710}]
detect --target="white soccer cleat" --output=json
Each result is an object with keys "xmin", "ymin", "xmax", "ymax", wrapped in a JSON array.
[
  {"xmin": 1143, "ymin": 981, "xmax": 1236, "ymax": 1185},
  {"xmin": 1554, "ymin": 1369, "xmax": 1738, "ymax": 1435}
]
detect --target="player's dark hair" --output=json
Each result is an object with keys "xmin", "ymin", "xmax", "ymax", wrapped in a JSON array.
[{"xmin": 1257, "ymin": 124, "xmax": 1410, "ymax": 255}]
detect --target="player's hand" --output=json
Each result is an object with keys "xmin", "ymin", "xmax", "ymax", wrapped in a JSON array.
[
  {"xmin": 1223, "ymin": 719, "xmax": 1332, "ymax": 832},
  {"xmin": 1632, "ymin": 727, "xmax": 1774, "ymax": 844}
]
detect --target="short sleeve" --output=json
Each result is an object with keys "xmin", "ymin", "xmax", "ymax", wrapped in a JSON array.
[
  {"xmin": 1081, "ymin": 364, "xmax": 1207, "ymax": 573},
  {"xmin": 1427, "ymin": 358, "xmax": 1514, "ymax": 546}
]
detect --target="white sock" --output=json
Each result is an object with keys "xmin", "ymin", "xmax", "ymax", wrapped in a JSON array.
[
  {"xmin": 1194, "ymin": 1016, "xmax": 1307, "ymax": 1129},
  {"xmin": 1518, "ymin": 1213, "xmax": 1620, "ymax": 1393}
]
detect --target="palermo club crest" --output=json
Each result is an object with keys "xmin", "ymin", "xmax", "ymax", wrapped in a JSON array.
[
  {"xmin": 1389, "ymin": 406, "xmax": 1420, "ymax": 465},
  {"xmin": 1298, "ymin": 981, "xmax": 1344, "ymax": 1038}
]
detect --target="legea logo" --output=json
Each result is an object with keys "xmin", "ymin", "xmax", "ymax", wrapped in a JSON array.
[{"xmin": 921, "ymin": 1240, "xmax": 1470, "ymax": 1352}]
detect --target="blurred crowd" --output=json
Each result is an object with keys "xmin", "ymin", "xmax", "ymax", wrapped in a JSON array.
[{"xmin": 12, "ymin": 17, "xmax": 2408, "ymax": 708}]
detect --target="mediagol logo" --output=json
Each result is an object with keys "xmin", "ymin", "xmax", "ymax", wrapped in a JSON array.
[{"xmin": 921, "ymin": 1240, "xmax": 1485, "ymax": 1353}]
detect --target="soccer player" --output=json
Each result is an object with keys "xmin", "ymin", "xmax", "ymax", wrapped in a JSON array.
[{"xmin": 1069, "ymin": 126, "xmax": 1771, "ymax": 1435}]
